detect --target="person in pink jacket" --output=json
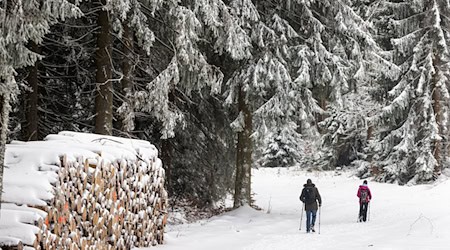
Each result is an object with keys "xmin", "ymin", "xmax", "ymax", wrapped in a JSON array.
[{"xmin": 357, "ymin": 180, "xmax": 372, "ymax": 222}]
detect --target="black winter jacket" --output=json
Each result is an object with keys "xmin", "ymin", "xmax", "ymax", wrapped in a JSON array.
[{"xmin": 299, "ymin": 183, "xmax": 322, "ymax": 211}]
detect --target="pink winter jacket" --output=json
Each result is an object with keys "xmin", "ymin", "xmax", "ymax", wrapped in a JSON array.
[{"xmin": 357, "ymin": 185, "xmax": 372, "ymax": 204}]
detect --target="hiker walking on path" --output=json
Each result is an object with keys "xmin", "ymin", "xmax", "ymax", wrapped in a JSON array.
[
  {"xmin": 299, "ymin": 179, "xmax": 322, "ymax": 233},
  {"xmin": 357, "ymin": 180, "xmax": 372, "ymax": 222}
]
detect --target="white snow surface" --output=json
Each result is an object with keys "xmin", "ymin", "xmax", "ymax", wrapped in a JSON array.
[
  {"xmin": 144, "ymin": 168, "xmax": 450, "ymax": 250},
  {"xmin": 1, "ymin": 131, "xmax": 158, "ymax": 247}
]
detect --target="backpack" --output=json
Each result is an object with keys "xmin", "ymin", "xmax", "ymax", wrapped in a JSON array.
[
  {"xmin": 304, "ymin": 187, "xmax": 315, "ymax": 204},
  {"xmin": 360, "ymin": 189, "xmax": 369, "ymax": 203}
]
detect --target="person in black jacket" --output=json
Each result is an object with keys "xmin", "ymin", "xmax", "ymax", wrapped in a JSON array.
[{"xmin": 300, "ymin": 179, "xmax": 322, "ymax": 233}]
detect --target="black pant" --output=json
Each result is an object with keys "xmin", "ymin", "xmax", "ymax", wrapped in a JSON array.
[{"xmin": 359, "ymin": 202, "xmax": 369, "ymax": 222}]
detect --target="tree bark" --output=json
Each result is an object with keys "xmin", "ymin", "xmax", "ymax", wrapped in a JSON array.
[
  {"xmin": 23, "ymin": 41, "xmax": 40, "ymax": 141},
  {"xmin": 432, "ymin": 61, "xmax": 443, "ymax": 175},
  {"xmin": 95, "ymin": 0, "xmax": 113, "ymax": 135},
  {"xmin": 233, "ymin": 84, "xmax": 253, "ymax": 208},
  {"xmin": 0, "ymin": 93, "xmax": 11, "ymax": 211}
]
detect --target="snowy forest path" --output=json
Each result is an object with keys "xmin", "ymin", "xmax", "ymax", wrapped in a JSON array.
[{"xmin": 144, "ymin": 168, "xmax": 450, "ymax": 250}]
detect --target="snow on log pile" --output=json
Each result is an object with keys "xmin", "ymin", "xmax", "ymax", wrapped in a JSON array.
[{"xmin": 0, "ymin": 131, "xmax": 168, "ymax": 249}]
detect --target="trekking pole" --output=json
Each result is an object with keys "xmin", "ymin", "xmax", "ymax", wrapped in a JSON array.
[
  {"xmin": 299, "ymin": 203, "xmax": 304, "ymax": 230},
  {"xmin": 368, "ymin": 202, "xmax": 371, "ymax": 221},
  {"xmin": 357, "ymin": 204, "xmax": 360, "ymax": 222},
  {"xmin": 318, "ymin": 206, "xmax": 321, "ymax": 234}
]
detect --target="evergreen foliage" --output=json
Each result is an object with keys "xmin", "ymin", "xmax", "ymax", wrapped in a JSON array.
[
  {"xmin": 360, "ymin": 0, "xmax": 450, "ymax": 184},
  {"xmin": 259, "ymin": 128, "xmax": 302, "ymax": 168},
  {"xmin": 3, "ymin": 0, "xmax": 450, "ymax": 210},
  {"xmin": 0, "ymin": 0, "xmax": 82, "ymax": 212}
]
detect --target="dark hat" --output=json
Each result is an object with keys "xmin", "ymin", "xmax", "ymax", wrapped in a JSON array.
[
  {"xmin": 363, "ymin": 180, "xmax": 368, "ymax": 184},
  {"xmin": 307, "ymin": 179, "xmax": 312, "ymax": 184}
]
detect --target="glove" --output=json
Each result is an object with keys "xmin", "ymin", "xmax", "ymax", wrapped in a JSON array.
[{"xmin": 319, "ymin": 203, "xmax": 322, "ymax": 207}]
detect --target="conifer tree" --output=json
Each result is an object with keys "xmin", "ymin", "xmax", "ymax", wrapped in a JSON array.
[
  {"xmin": 226, "ymin": 1, "xmax": 321, "ymax": 206},
  {"xmin": 284, "ymin": 0, "xmax": 398, "ymax": 170},
  {"xmin": 0, "ymin": 0, "xmax": 81, "ymax": 209},
  {"xmin": 94, "ymin": 0, "xmax": 113, "ymax": 135},
  {"xmin": 260, "ymin": 128, "xmax": 301, "ymax": 168},
  {"xmin": 14, "ymin": 0, "xmax": 160, "ymax": 139},
  {"xmin": 93, "ymin": 0, "xmax": 160, "ymax": 135},
  {"xmin": 364, "ymin": 0, "xmax": 450, "ymax": 184}
]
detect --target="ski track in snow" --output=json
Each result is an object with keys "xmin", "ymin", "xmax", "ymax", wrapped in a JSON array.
[{"xmin": 141, "ymin": 168, "xmax": 450, "ymax": 250}]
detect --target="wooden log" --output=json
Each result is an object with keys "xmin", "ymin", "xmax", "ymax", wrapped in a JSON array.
[
  {"xmin": 93, "ymin": 211, "xmax": 99, "ymax": 225},
  {"xmin": 84, "ymin": 158, "xmax": 89, "ymax": 173},
  {"xmin": 81, "ymin": 206, "xmax": 87, "ymax": 221}
]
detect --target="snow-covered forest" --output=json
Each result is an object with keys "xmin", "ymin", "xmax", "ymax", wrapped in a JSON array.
[{"xmin": 1, "ymin": 0, "xmax": 449, "ymax": 232}]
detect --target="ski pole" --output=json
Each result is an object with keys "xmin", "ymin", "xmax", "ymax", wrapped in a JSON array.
[
  {"xmin": 368, "ymin": 202, "xmax": 370, "ymax": 221},
  {"xmin": 357, "ymin": 203, "xmax": 361, "ymax": 222},
  {"xmin": 299, "ymin": 203, "xmax": 304, "ymax": 230},
  {"xmin": 318, "ymin": 206, "xmax": 321, "ymax": 234}
]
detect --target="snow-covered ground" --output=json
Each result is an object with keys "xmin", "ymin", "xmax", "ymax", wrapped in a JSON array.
[{"xmin": 141, "ymin": 168, "xmax": 450, "ymax": 250}]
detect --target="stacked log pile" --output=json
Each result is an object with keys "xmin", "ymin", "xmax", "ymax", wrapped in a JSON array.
[
  {"xmin": 1, "ymin": 132, "xmax": 167, "ymax": 249},
  {"xmin": 39, "ymin": 154, "xmax": 168, "ymax": 249}
]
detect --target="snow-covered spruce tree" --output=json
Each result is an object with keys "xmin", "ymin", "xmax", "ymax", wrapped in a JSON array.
[
  {"xmin": 119, "ymin": 1, "xmax": 232, "ymax": 139},
  {"xmin": 115, "ymin": 0, "xmax": 252, "ymax": 206},
  {"xmin": 316, "ymin": 90, "xmax": 382, "ymax": 170},
  {"xmin": 259, "ymin": 127, "xmax": 302, "ymax": 168},
  {"xmin": 162, "ymin": 92, "xmax": 236, "ymax": 207},
  {"xmin": 0, "ymin": 0, "xmax": 81, "ymax": 208},
  {"xmin": 289, "ymin": 0, "xmax": 373, "ymax": 117},
  {"xmin": 11, "ymin": 0, "xmax": 161, "ymax": 140},
  {"xmin": 225, "ymin": 1, "xmax": 327, "ymax": 207},
  {"xmin": 363, "ymin": 0, "xmax": 450, "ymax": 184},
  {"xmin": 93, "ymin": 0, "xmax": 161, "ymax": 135},
  {"xmin": 13, "ymin": 6, "xmax": 95, "ymax": 141},
  {"xmin": 278, "ymin": 0, "xmax": 398, "ymax": 170}
]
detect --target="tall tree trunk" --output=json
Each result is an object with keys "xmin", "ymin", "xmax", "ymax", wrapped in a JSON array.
[
  {"xmin": 95, "ymin": 0, "xmax": 113, "ymax": 135},
  {"xmin": 432, "ymin": 61, "xmax": 443, "ymax": 175},
  {"xmin": 0, "ymin": 93, "xmax": 11, "ymax": 209},
  {"xmin": 1, "ymin": 0, "xmax": 16, "ymax": 211},
  {"xmin": 23, "ymin": 41, "xmax": 40, "ymax": 141},
  {"xmin": 233, "ymin": 84, "xmax": 253, "ymax": 208},
  {"xmin": 432, "ymin": 89, "xmax": 442, "ymax": 173}
]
